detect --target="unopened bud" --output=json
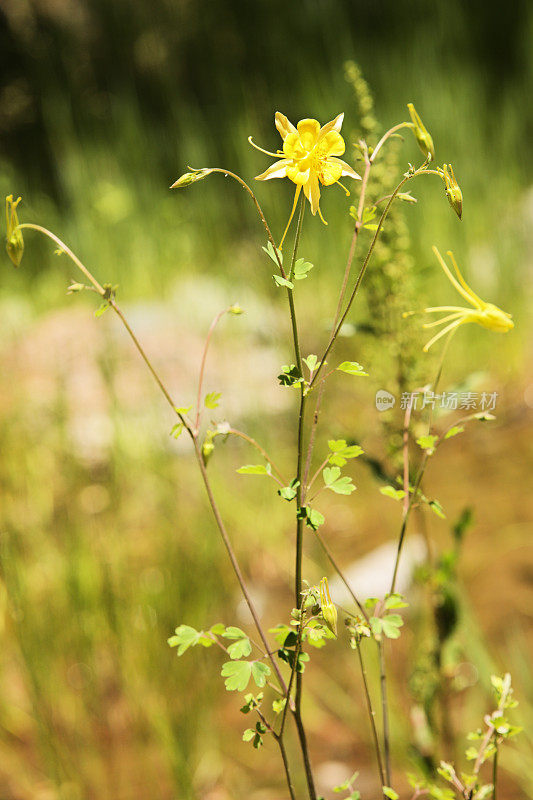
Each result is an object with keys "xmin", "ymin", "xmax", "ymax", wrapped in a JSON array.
[
  {"xmin": 67, "ymin": 282, "xmax": 86, "ymax": 294},
  {"xmin": 319, "ymin": 577, "xmax": 338, "ymax": 637},
  {"xmin": 441, "ymin": 164, "xmax": 463, "ymax": 220},
  {"xmin": 5, "ymin": 195, "xmax": 24, "ymax": 267},
  {"xmin": 170, "ymin": 168, "xmax": 214, "ymax": 189},
  {"xmin": 407, "ymin": 103, "xmax": 435, "ymax": 161},
  {"xmin": 228, "ymin": 304, "xmax": 244, "ymax": 316}
]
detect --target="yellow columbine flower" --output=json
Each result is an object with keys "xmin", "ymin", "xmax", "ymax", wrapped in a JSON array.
[
  {"xmin": 250, "ymin": 112, "xmax": 361, "ymax": 246},
  {"xmin": 418, "ymin": 246, "xmax": 513, "ymax": 351}
]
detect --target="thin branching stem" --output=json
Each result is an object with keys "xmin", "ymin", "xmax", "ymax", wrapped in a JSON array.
[
  {"xmin": 195, "ymin": 308, "xmax": 229, "ymax": 432},
  {"xmin": 356, "ymin": 642, "xmax": 386, "ymax": 788}
]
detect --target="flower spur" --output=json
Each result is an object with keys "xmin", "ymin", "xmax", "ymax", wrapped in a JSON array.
[
  {"xmin": 415, "ymin": 246, "xmax": 514, "ymax": 351},
  {"xmin": 250, "ymin": 112, "xmax": 361, "ymax": 247}
]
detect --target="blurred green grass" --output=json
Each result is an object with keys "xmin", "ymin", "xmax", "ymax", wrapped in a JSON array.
[{"xmin": 1, "ymin": 1, "xmax": 532, "ymax": 798}]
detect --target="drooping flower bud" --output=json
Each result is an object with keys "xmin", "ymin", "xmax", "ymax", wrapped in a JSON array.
[
  {"xmin": 5, "ymin": 195, "xmax": 24, "ymax": 267},
  {"xmin": 319, "ymin": 577, "xmax": 338, "ymax": 637},
  {"xmin": 170, "ymin": 168, "xmax": 214, "ymax": 189},
  {"xmin": 407, "ymin": 103, "xmax": 435, "ymax": 161},
  {"xmin": 441, "ymin": 164, "xmax": 463, "ymax": 220}
]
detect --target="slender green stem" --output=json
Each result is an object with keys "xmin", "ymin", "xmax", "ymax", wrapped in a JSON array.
[
  {"xmin": 379, "ymin": 639, "xmax": 391, "ymax": 786},
  {"xmin": 492, "ymin": 742, "xmax": 499, "ymax": 800},
  {"xmin": 389, "ymin": 330, "xmax": 453, "ymax": 594},
  {"xmin": 195, "ymin": 308, "xmax": 229, "ymax": 432},
  {"xmin": 356, "ymin": 642, "xmax": 386, "ymax": 788},
  {"xmin": 281, "ymin": 197, "xmax": 317, "ymax": 800}
]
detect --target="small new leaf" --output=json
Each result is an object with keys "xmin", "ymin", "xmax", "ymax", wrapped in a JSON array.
[
  {"xmin": 417, "ymin": 434, "xmax": 439, "ymax": 454},
  {"xmin": 322, "ymin": 466, "xmax": 356, "ymax": 495},
  {"xmin": 337, "ymin": 361, "xmax": 369, "ymax": 377},
  {"xmin": 383, "ymin": 788, "xmax": 399, "ymax": 800},
  {"xmin": 168, "ymin": 625, "xmax": 204, "ymax": 656},
  {"xmin": 444, "ymin": 425, "xmax": 464, "ymax": 439},
  {"xmin": 205, "ymin": 392, "xmax": 222, "ymax": 409},
  {"xmin": 273, "ymin": 274, "xmax": 294, "ymax": 289},
  {"xmin": 262, "ymin": 241, "xmax": 283, "ymax": 265},
  {"xmin": 236, "ymin": 464, "xmax": 271, "ymax": 475},
  {"xmin": 293, "ymin": 258, "xmax": 314, "ymax": 280},
  {"xmin": 380, "ymin": 485, "xmax": 406, "ymax": 501}
]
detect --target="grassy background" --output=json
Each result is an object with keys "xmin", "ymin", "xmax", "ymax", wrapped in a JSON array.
[{"xmin": 0, "ymin": 1, "xmax": 532, "ymax": 798}]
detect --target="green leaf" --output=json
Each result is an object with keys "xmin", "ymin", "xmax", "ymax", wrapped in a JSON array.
[
  {"xmin": 337, "ymin": 361, "xmax": 369, "ymax": 376},
  {"xmin": 168, "ymin": 625, "xmax": 203, "ymax": 656},
  {"xmin": 174, "ymin": 405, "xmax": 192, "ymax": 415},
  {"xmin": 210, "ymin": 623, "xmax": 226, "ymax": 636},
  {"xmin": 293, "ymin": 258, "xmax": 314, "ymax": 280},
  {"xmin": 262, "ymin": 241, "xmax": 283, "ymax": 265},
  {"xmin": 382, "ymin": 614, "xmax": 404, "ymax": 639},
  {"xmin": 306, "ymin": 507, "xmax": 325, "ymax": 530},
  {"xmin": 222, "ymin": 626, "xmax": 248, "ymax": 640},
  {"xmin": 473, "ymin": 412, "xmax": 496, "ymax": 421},
  {"xmin": 303, "ymin": 354, "xmax": 318, "ymax": 372},
  {"xmin": 429, "ymin": 499, "xmax": 446, "ymax": 519},
  {"xmin": 322, "ymin": 466, "xmax": 356, "ymax": 495},
  {"xmin": 170, "ymin": 423, "xmax": 184, "ymax": 439},
  {"xmin": 236, "ymin": 464, "xmax": 271, "ymax": 475},
  {"xmin": 444, "ymin": 425, "xmax": 464, "ymax": 439},
  {"xmin": 273, "ymin": 274, "xmax": 294, "ymax": 289},
  {"xmin": 205, "ymin": 391, "xmax": 222, "ymax": 409},
  {"xmin": 242, "ymin": 728, "xmax": 255, "ymax": 742},
  {"xmin": 416, "ymin": 434, "xmax": 439, "ymax": 453},
  {"xmin": 278, "ymin": 364, "xmax": 303, "ymax": 387},
  {"xmin": 278, "ymin": 481, "xmax": 299, "ymax": 501},
  {"xmin": 269, "ymin": 624, "xmax": 292, "ymax": 645},
  {"xmin": 272, "ymin": 698, "xmax": 287, "ymax": 714},
  {"xmin": 323, "ymin": 466, "xmax": 341, "ymax": 485},
  {"xmin": 380, "ymin": 485, "xmax": 406, "ymax": 501},
  {"xmin": 95, "ymin": 302, "xmax": 110, "ymax": 318},
  {"xmin": 227, "ymin": 638, "xmax": 252, "ymax": 659},
  {"xmin": 385, "ymin": 593, "xmax": 409, "ymax": 609},
  {"xmin": 221, "ymin": 660, "xmax": 253, "ymax": 692},
  {"xmin": 251, "ymin": 661, "xmax": 271, "ymax": 688},
  {"xmin": 327, "ymin": 440, "xmax": 364, "ymax": 466},
  {"xmin": 383, "ymin": 788, "xmax": 399, "ymax": 800}
]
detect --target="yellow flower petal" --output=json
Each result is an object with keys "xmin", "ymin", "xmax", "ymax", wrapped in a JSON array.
[
  {"xmin": 303, "ymin": 174, "xmax": 321, "ymax": 215},
  {"xmin": 255, "ymin": 159, "xmax": 290, "ymax": 181},
  {"xmin": 318, "ymin": 158, "xmax": 343, "ymax": 186},
  {"xmin": 318, "ymin": 113, "xmax": 344, "ymax": 138},
  {"xmin": 274, "ymin": 112, "xmax": 297, "ymax": 140},
  {"xmin": 329, "ymin": 157, "xmax": 361, "ymax": 180},
  {"xmin": 283, "ymin": 133, "xmax": 307, "ymax": 159},
  {"xmin": 296, "ymin": 119, "xmax": 321, "ymax": 150},
  {"xmin": 286, "ymin": 162, "xmax": 311, "ymax": 185},
  {"xmin": 316, "ymin": 130, "xmax": 345, "ymax": 158}
]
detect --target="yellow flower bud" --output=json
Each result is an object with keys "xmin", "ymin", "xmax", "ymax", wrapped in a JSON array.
[
  {"xmin": 319, "ymin": 577, "xmax": 338, "ymax": 637},
  {"xmin": 5, "ymin": 195, "xmax": 24, "ymax": 267},
  {"xmin": 407, "ymin": 103, "xmax": 435, "ymax": 161},
  {"xmin": 170, "ymin": 168, "xmax": 214, "ymax": 189},
  {"xmin": 441, "ymin": 164, "xmax": 463, "ymax": 220}
]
